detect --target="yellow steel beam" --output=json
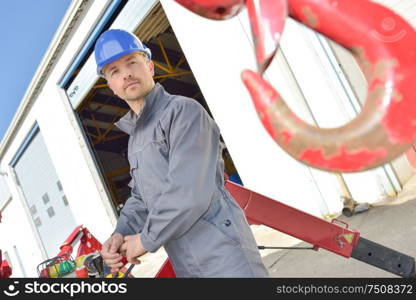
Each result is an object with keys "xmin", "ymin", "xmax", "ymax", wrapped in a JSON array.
[
  {"xmin": 157, "ymin": 78, "xmax": 168, "ymax": 84},
  {"xmin": 102, "ymin": 133, "xmax": 128, "ymax": 143},
  {"xmin": 92, "ymin": 108, "xmax": 122, "ymax": 145},
  {"xmin": 175, "ymin": 55, "xmax": 186, "ymax": 68},
  {"xmin": 101, "ymin": 123, "xmax": 117, "ymax": 140},
  {"xmin": 154, "ymin": 71, "xmax": 192, "ymax": 80},
  {"xmin": 103, "ymin": 108, "xmax": 121, "ymax": 136},
  {"xmin": 86, "ymin": 132, "xmax": 100, "ymax": 140},
  {"xmin": 90, "ymin": 113, "xmax": 102, "ymax": 137},
  {"xmin": 92, "ymin": 137, "xmax": 102, "ymax": 146},
  {"xmin": 105, "ymin": 167, "xmax": 130, "ymax": 178},
  {"xmin": 76, "ymin": 88, "xmax": 98, "ymax": 113},
  {"xmin": 157, "ymin": 37, "xmax": 174, "ymax": 71},
  {"xmin": 89, "ymin": 101, "xmax": 129, "ymax": 113},
  {"xmin": 93, "ymin": 83, "xmax": 108, "ymax": 89},
  {"xmin": 153, "ymin": 61, "xmax": 172, "ymax": 74}
]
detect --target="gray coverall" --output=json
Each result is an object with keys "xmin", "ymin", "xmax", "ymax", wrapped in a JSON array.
[{"xmin": 114, "ymin": 83, "xmax": 269, "ymax": 277}]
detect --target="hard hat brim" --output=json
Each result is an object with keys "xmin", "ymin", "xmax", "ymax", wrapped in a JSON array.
[{"xmin": 97, "ymin": 49, "xmax": 150, "ymax": 76}]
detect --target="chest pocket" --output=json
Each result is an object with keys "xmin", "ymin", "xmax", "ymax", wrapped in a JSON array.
[
  {"xmin": 130, "ymin": 121, "xmax": 169, "ymax": 153},
  {"xmin": 128, "ymin": 122, "xmax": 169, "ymax": 201},
  {"xmin": 136, "ymin": 121, "xmax": 169, "ymax": 166}
]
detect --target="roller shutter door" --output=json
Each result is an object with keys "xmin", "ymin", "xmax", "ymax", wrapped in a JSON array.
[{"xmin": 12, "ymin": 128, "xmax": 76, "ymax": 258}]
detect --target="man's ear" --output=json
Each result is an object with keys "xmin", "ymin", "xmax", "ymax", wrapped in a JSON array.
[
  {"xmin": 107, "ymin": 80, "xmax": 117, "ymax": 96},
  {"xmin": 149, "ymin": 59, "xmax": 155, "ymax": 76}
]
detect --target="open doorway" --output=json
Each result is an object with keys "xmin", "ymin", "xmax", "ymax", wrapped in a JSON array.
[{"xmin": 74, "ymin": 3, "xmax": 242, "ymax": 213}]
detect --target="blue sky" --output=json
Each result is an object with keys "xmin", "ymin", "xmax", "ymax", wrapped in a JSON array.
[{"xmin": 0, "ymin": 0, "xmax": 72, "ymax": 142}]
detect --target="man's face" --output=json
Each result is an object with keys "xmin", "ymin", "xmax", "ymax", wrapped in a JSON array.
[{"xmin": 104, "ymin": 52, "xmax": 155, "ymax": 102}]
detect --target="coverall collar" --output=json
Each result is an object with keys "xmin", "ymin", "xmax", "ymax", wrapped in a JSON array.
[{"xmin": 115, "ymin": 83, "xmax": 167, "ymax": 135}]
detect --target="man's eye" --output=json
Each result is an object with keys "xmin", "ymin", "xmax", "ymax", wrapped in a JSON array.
[
  {"xmin": 111, "ymin": 70, "xmax": 119, "ymax": 76},
  {"xmin": 129, "ymin": 61, "xmax": 137, "ymax": 65}
]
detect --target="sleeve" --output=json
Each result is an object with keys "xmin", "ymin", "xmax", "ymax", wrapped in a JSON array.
[
  {"xmin": 113, "ymin": 179, "xmax": 149, "ymax": 236},
  {"xmin": 139, "ymin": 100, "xmax": 221, "ymax": 252}
]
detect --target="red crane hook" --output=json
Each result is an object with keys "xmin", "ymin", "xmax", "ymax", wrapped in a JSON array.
[
  {"xmin": 175, "ymin": 0, "xmax": 416, "ymax": 173},
  {"xmin": 174, "ymin": 0, "xmax": 246, "ymax": 20}
]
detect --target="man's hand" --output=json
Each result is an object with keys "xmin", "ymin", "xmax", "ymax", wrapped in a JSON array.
[
  {"xmin": 100, "ymin": 233, "xmax": 124, "ymax": 272},
  {"xmin": 120, "ymin": 234, "xmax": 147, "ymax": 264}
]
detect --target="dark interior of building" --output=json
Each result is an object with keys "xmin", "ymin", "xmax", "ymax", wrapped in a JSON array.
[{"xmin": 74, "ymin": 3, "xmax": 240, "ymax": 212}]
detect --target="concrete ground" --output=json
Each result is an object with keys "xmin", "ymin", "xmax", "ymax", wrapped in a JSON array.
[
  {"xmin": 262, "ymin": 178, "xmax": 416, "ymax": 278},
  {"xmin": 130, "ymin": 176, "xmax": 416, "ymax": 278}
]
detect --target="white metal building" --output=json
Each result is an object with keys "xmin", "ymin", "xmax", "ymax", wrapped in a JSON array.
[{"xmin": 0, "ymin": 0, "xmax": 415, "ymax": 277}]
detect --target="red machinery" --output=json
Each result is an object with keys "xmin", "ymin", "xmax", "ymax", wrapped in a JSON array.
[
  {"xmin": 154, "ymin": 180, "xmax": 415, "ymax": 278},
  {"xmin": 175, "ymin": 0, "xmax": 416, "ymax": 173},
  {"xmin": 35, "ymin": 180, "xmax": 415, "ymax": 278},
  {"xmin": 36, "ymin": 226, "xmax": 132, "ymax": 278},
  {"xmin": 0, "ymin": 212, "xmax": 12, "ymax": 278},
  {"xmin": 0, "ymin": 250, "xmax": 12, "ymax": 278}
]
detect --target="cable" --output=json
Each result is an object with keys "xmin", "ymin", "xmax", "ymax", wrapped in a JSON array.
[{"xmin": 257, "ymin": 245, "xmax": 315, "ymax": 250}]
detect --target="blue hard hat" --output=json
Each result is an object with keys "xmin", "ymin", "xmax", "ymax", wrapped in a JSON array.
[{"xmin": 94, "ymin": 29, "xmax": 152, "ymax": 76}]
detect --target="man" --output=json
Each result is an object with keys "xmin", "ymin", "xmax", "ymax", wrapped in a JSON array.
[{"xmin": 95, "ymin": 29, "xmax": 268, "ymax": 277}]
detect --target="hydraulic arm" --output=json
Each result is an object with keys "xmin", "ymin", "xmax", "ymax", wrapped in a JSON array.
[{"xmin": 156, "ymin": 181, "xmax": 416, "ymax": 278}]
